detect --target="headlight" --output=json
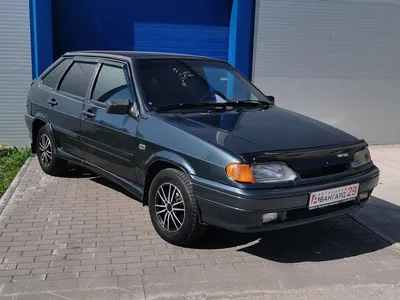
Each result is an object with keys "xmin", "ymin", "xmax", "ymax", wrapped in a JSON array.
[
  {"xmin": 351, "ymin": 148, "xmax": 371, "ymax": 168},
  {"xmin": 252, "ymin": 163, "xmax": 297, "ymax": 183},
  {"xmin": 226, "ymin": 162, "xmax": 297, "ymax": 183}
]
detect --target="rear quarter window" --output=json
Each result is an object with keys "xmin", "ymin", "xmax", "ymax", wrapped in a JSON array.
[
  {"xmin": 58, "ymin": 61, "xmax": 97, "ymax": 99},
  {"xmin": 41, "ymin": 58, "xmax": 72, "ymax": 89}
]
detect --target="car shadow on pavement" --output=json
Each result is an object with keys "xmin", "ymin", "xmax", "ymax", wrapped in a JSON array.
[
  {"xmin": 350, "ymin": 196, "xmax": 400, "ymax": 245},
  {"xmin": 59, "ymin": 165, "xmax": 135, "ymax": 198},
  {"xmin": 91, "ymin": 176, "xmax": 135, "ymax": 198},
  {"xmin": 190, "ymin": 199, "xmax": 396, "ymax": 263},
  {"xmin": 56, "ymin": 163, "xmax": 96, "ymax": 179}
]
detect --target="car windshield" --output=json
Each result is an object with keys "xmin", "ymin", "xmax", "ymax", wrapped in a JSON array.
[{"xmin": 136, "ymin": 58, "xmax": 270, "ymax": 110}]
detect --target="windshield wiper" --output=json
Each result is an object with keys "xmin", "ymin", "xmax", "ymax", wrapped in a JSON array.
[
  {"xmin": 232, "ymin": 100, "xmax": 272, "ymax": 106},
  {"xmin": 155, "ymin": 102, "xmax": 227, "ymax": 112},
  {"xmin": 155, "ymin": 100, "xmax": 272, "ymax": 112}
]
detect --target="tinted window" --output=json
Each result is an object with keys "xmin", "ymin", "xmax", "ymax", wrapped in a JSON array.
[
  {"xmin": 92, "ymin": 64, "xmax": 130, "ymax": 103},
  {"xmin": 42, "ymin": 59, "xmax": 71, "ymax": 89},
  {"xmin": 136, "ymin": 59, "xmax": 267, "ymax": 109},
  {"xmin": 58, "ymin": 62, "xmax": 97, "ymax": 98},
  {"xmin": 137, "ymin": 59, "xmax": 210, "ymax": 108}
]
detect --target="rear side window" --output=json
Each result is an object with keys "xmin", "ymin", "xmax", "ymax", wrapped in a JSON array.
[
  {"xmin": 41, "ymin": 59, "xmax": 71, "ymax": 89},
  {"xmin": 91, "ymin": 64, "xmax": 131, "ymax": 103},
  {"xmin": 58, "ymin": 62, "xmax": 97, "ymax": 99}
]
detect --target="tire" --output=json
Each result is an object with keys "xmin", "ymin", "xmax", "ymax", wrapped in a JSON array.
[
  {"xmin": 36, "ymin": 125, "xmax": 67, "ymax": 176},
  {"xmin": 148, "ymin": 168, "xmax": 205, "ymax": 246}
]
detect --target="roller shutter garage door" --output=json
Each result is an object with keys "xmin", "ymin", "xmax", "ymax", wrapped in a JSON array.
[
  {"xmin": 0, "ymin": 0, "xmax": 32, "ymax": 146},
  {"xmin": 252, "ymin": 0, "xmax": 400, "ymax": 144},
  {"xmin": 52, "ymin": 0, "xmax": 231, "ymax": 61}
]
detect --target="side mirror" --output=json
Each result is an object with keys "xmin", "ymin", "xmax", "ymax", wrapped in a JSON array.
[
  {"xmin": 129, "ymin": 101, "xmax": 140, "ymax": 118},
  {"xmin": 266, "ymin": 95, "xmax": 275, "ymax": 104},
  {"xmin": 106, "ymin": 99, "xmax": 130, "ymax": 115}
]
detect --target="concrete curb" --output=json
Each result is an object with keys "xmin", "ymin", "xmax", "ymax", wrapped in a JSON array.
[{"xmin": 0, "ymin": 155, "xmax": 33, "ymax": 215}]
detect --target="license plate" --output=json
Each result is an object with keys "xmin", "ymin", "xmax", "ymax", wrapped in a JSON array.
[{"xmin": 308, "ymin": 183, "xmax": 359, "ymax": 210}]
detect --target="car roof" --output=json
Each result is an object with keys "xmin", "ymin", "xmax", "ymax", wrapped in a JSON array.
[{"xmin": 63, "ymin": 50, "xmax": 225, "ymax": 62}]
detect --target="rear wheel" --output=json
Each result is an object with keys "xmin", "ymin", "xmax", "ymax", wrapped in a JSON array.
[
  {"xmin": 36, "ymin": 125, "xmax": 66, "ymax": 175},
  {"xmin": 149, "ymin": 168, "xmax": 205, "ymax": 246}
]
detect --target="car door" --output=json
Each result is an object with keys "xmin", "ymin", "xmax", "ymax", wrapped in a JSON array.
[
  {"xmin": 80, "ymin": 59, "xmax": 138, "ymax": 183},
  {"xmin": 46, "ymin": 57, "xmax": 98, "ymax": 161}
]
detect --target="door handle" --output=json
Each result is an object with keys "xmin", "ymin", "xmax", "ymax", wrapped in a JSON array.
[
  {"xmin": 47, "ymin": 99, "xmax": 57, "ymax": 106},
  {"xmin": 82, "ymin": 110, "xmax": 95, "ymax": 118}
]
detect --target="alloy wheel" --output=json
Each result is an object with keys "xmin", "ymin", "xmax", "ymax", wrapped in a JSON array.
[
  {"xmin": 38, "ymin": 134, "xmax": 52, "ymax": 167},
  {"xmin": 155, "ymin": 183, "xmax": 185, "ymax": 232}
]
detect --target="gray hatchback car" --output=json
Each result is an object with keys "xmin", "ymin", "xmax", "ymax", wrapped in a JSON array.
[{"xmin": 25, "ymin": 51, "xmax": 380, "ymax": 245}]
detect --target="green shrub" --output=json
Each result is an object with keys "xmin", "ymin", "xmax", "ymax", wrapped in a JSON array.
[{"xmin": 0, "ymin": 146, "xmax": 32, "ymax": 197}]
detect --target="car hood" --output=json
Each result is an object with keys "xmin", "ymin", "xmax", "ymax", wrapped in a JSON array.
[{"xmin": 157, "ymin": 106, "xmax": 360, "ymax": 154}]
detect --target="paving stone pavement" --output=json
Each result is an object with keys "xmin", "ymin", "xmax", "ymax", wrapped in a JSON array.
[{"xmin": 0, "ymin": 146, "xmax": 399, "ymax": 299}]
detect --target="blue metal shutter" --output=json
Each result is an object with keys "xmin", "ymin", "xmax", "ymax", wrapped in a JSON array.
[
  {"xmin": 132, "ymin": 1, "xmax": 230, "ymax": 60},
  {"xmin": 52, "ymin": 0, "xmax": 231, "ymax": 61}
]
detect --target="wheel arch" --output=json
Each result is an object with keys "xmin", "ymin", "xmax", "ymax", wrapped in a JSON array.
[
  {"xmin": 31, "ymin": 114, "xmax": 50, "ymax": 153},
  {"xmin": 142, "ymin": 152, "xmax": 195, "ymax": 206}
]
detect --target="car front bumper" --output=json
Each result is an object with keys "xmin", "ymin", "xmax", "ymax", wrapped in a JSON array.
[{"xmin": 192, "ymin": 165, "xmax": 380, "ymax": 232}]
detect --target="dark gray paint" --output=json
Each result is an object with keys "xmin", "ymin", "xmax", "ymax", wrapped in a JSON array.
[
  {"xmin": 252, "ymin": 0, "xmax": 400, "ymax": 144},
  {"xmin": 26, "ymin": 51, "xmax": 373, "ymax": 193}
]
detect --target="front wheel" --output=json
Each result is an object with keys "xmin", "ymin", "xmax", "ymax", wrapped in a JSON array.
[{"xmin": 148, "ymin": 168, "xmax": 205, "ymax": 246}]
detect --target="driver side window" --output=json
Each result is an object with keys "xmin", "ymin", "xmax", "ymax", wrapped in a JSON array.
[{"xmin": 91, "ymin": 64, "xmax": 131, "ymax": 104}]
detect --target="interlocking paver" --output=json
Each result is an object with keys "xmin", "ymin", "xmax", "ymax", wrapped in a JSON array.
[
  {"xmin": 113, "ymin": 269, "xmax": 142, "ymax": 276},
  {"xmin": 17, "ymin": 262, "xmax": 48, "ymax": 269},
  {"xmin": 170, "ymin": 253, "xmax": 199, "ymax": 260},
  {"xmin": 97, "ymin": 252, "xmax": 125, "ymax": 258},
  {"xmin": 215, "ymin": 257, "xmax": 245, "ymax": 264},
  {"xmin": 21, "ymin": 250, "xmax": 52, "ymax": 257},
  {"xmin": 64, "ymin": 265, "xmax": 95, "ymax": 272},
  {"xmin": 127, "ymin": 261, "xmax": 157, "ymax": 269},
  {"xmin": 0, "ymin": 264, "xmax": 16, "ymax": 271},
  {"xmin": 142, "ymin": 255, "xmax": 170, "ymax": 262},
  {"xmin": 144, "ymin": 266, "xmax": 175, "ymax": 274},
  {"xmin": 3, "ymin": 257, "xmax": 34, "ymax": 264},
  {"xmin": 157, "ymin": 259, "xmax": 187, "ymax": 267},
  {"xmin": 186, "ymin": 258, "xmax": 216, "ymax": 265},
  {"xmin": 80, "ymin": 271, "xmax": 111, "ymax": 278},
  {"xmin": 50, "ymin": 260, "xmax": 80, "ymax": 267},
  {"xmin": 81, "ymin": 258, "xmax": 111, "ymax": 265},
  {"xmin": 66, "ymin": 253, "xmax": 95, "ymax": 260},
  {"xmin": 47, "ymin": 272, "xmax": 79, "ymax": 280},
  {"xmin": 27, "ymin": 240, "xmax": 55, "ymax": 246},
  {"xmin": 12, "ymin": 274, "xmax": 46, "ymax": 282},
  {"xmin": 96, "ymin": 263, "xmax": 126, "ymax": 271},
  {"xmin": 175, "ymin": 265, "xmax": 206, "ymax": 273},
  {"xmin": 204, "ymin": 263, "xmax": 235, "ymax": 271},
  {"xmin": 31, "ymin": 267, "xmax": 63, "ymax": 274},
  {"xmin": 0, "ymin": 269, "xmax": 31, "ymax": 277}
]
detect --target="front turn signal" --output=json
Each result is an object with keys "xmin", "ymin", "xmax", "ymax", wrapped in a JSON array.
[{"xmin": 225, "ymin": 163, "xmax": 254, "ymax": 183}]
